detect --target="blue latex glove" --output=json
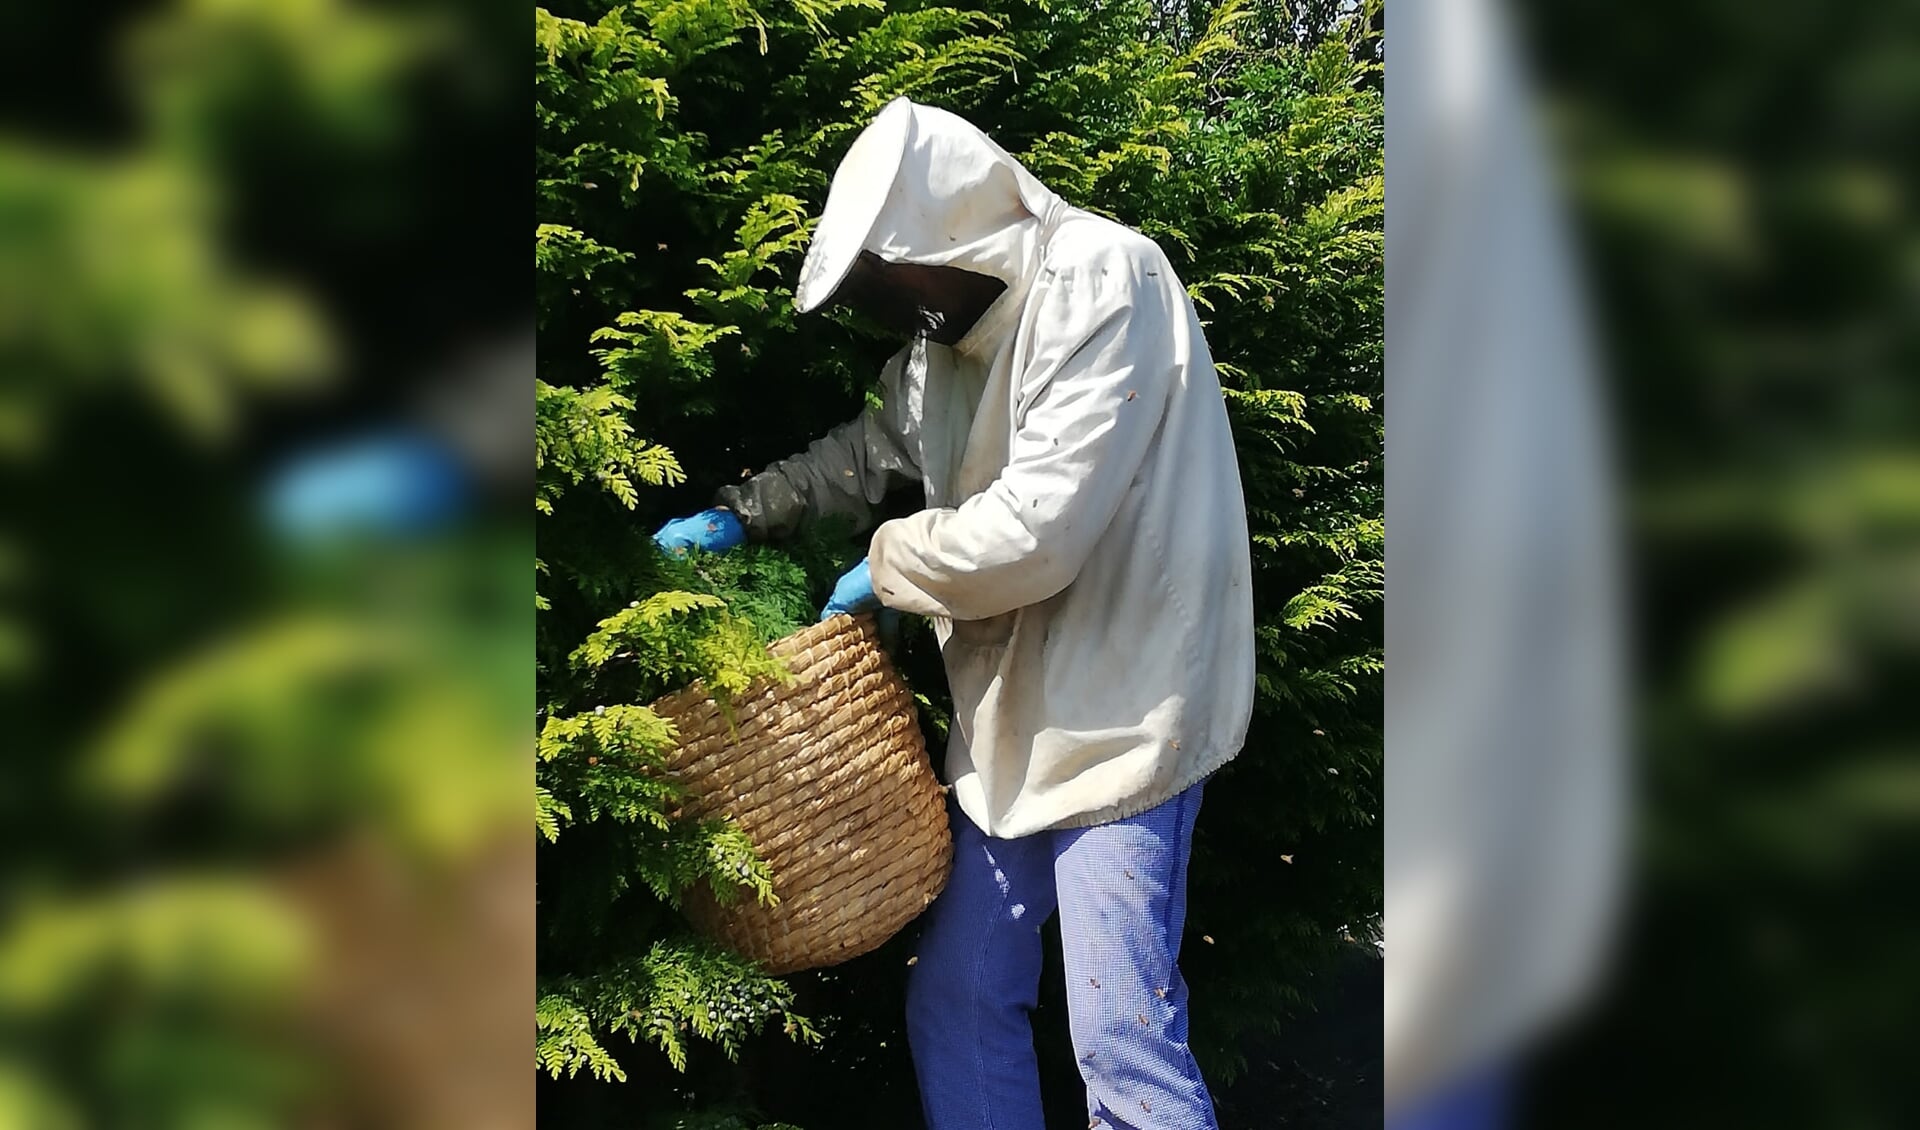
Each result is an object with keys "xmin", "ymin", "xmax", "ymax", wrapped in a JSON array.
[
  {"xmin": 820, "ymin": 557, "xmax": 883, "ymax": 621},
  {"xmin": 653, "ymin": 507, "xmax": 745, "ymax": 556},
  {"xmin": 264, "ymin": 432, "xmax": 467, "ymax": 543}
]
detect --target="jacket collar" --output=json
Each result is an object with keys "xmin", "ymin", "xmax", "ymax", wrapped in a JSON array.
[{"xmin": 952, "ymin": 195, "xmax": 1069, "ymax": 359}]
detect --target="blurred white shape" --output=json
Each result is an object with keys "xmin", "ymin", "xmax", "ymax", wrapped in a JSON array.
[{"xmin": 1385, "ymin": 0, "xmax": 1628, "ymax": 1112}]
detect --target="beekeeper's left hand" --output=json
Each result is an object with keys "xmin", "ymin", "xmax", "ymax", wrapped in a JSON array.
[{"xmin": 820, "ymin": 557, "xmax": 882, "ymax": 621}]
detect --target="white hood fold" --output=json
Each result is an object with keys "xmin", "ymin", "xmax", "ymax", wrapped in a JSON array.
[{"xmin": 795, "ymin": 97, "xmax": 1062, "ymax": 314}]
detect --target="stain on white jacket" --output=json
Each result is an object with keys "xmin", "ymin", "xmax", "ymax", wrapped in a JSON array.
[{"xmin": 719, "ymin": 97, "xmax": 1255, "ymax": 838}]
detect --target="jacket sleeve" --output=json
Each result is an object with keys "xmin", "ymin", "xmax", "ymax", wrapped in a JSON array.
[
  {"xmin": 868, "ymin": 254, "xmax": 1174, "ymax": 621},
  {"xmin": 715, "ymin": 347, "xmax": 920, "ymax": 540}
]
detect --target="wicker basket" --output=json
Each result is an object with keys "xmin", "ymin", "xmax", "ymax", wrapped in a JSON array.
[{"xmin": 650, "ymin": 614, "xmax": 952, "ymax": 974}]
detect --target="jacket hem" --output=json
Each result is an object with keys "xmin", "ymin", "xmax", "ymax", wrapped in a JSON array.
[{"xmin": 1046, "ymin": 744, "xmax": 1243, "ymax": 831}]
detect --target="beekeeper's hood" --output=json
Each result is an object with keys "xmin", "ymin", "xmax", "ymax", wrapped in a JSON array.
[{"xmin": 795, "ymin": 97, "xmax": 1062, "ymax": 333}]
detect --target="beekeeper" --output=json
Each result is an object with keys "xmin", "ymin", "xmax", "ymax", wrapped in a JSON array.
[{"xmin": 654, "ymin": 96, "xmax": 1255, "ymax": 1130}]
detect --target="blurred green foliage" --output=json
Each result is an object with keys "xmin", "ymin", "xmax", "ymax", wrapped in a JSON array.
[
  {"xmin": 534, "ymin": 0, "xmax": 1380, "ymax": 1123},
  {"xmin": 1525, "ymin": 1, "xmax": 1920, "ymax": 1124},
  {"xmin": 1, "ymin": 0, "xmax": 527, "ymax": 1126}
]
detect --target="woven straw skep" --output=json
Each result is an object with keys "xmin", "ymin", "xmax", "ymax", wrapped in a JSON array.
[{"xmin": 651, "ymin": 613, "xmax": 951, "ymax": 974}]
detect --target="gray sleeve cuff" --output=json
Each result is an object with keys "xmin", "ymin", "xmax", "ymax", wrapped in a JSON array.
[{"xmin": 714, "ymin": 470, "xmax": 808, "ymax": 542}]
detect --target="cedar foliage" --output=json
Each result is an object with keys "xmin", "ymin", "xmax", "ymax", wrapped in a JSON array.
[{"xmin": 534, "ymin": 0, "xmax": 1380, "ymax": 1121}]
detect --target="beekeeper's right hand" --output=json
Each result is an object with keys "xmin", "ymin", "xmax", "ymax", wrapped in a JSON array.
[
  {"xmin": 819, "ymin": 557, "xmax": 881, "ymax": 621},
  {"xmin": 652, "ymin": 507, "xmax": 746, "ymax": 556}
]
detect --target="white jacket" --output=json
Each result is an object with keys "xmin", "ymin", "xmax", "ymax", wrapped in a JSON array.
[{"xmin": 719, "ymin": 98, "xmax": 1255, "ymax": 837}]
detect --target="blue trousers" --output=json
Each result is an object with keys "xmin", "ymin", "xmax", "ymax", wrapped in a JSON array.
[
  {"xmin": 905, "ymin": 784, "xmax": 1215, "ymax": 1130},
  {"xmin": 1389, "ymin": 1064, "xmax": 1513, "ymax": 1130}
]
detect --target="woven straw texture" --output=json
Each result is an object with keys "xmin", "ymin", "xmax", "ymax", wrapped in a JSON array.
[{"xmin": 651, "ymin": 614, "xmax": 952, "ymax": 974}]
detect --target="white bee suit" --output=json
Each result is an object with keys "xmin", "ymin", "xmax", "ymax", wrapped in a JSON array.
[{"xmin": 719, "ymin": 97, "xmax": 1256, "ymax": 838}]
